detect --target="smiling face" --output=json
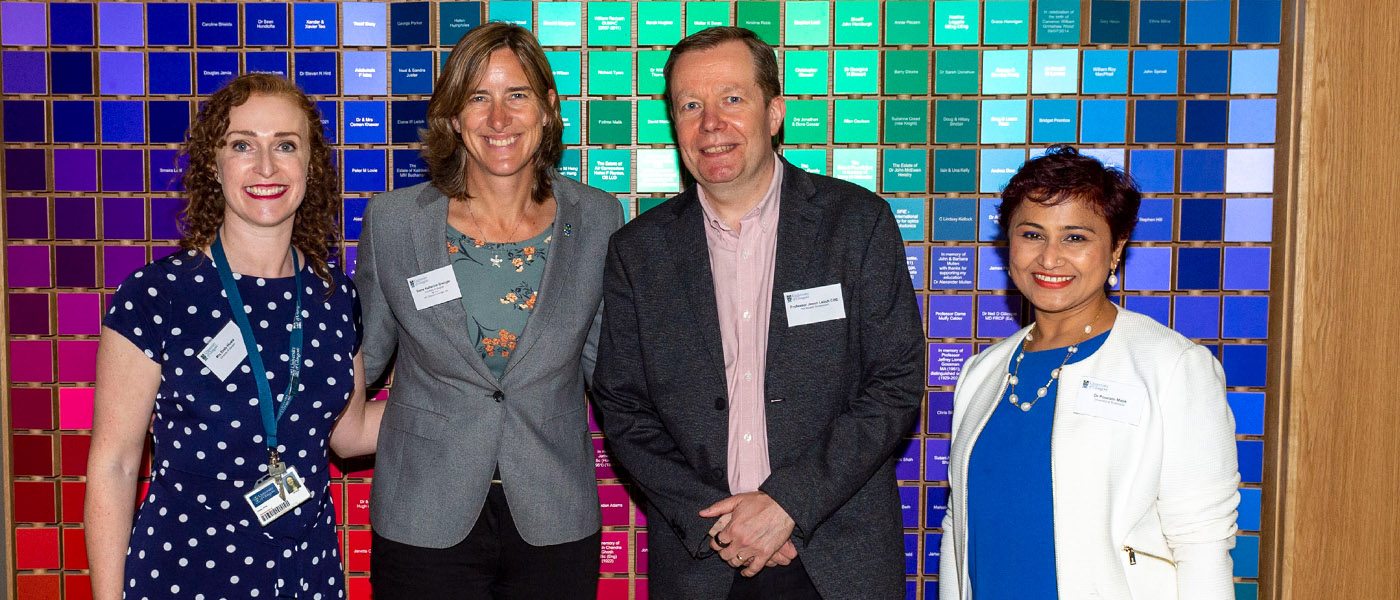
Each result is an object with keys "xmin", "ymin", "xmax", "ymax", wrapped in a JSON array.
[
  {"xmin": 1007, "ymin": 197, "xmax": 1127, "ymax": 317},
  {"xmin": 451, "ymin": 48, "xmax": 555, "ymax": 188},
  {"xmin": 669, "ymin": 40, "xmax": 785, "ymax": 200},
  {"xmin": 215, "ymin": 94, "xmax": 310, "ymax": 236}
]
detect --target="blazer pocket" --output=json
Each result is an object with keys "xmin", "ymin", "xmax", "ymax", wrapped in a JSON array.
[{"xmin": 385, "ymin": 399, "xmax": 450, "ymax": 441}]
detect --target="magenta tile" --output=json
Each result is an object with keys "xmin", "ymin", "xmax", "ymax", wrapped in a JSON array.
[
  {"xmin": 102, "ymin": 245, "xmax": 146, "ymax": 287},
  {"xmin": 54, "ymin": 197, "xmax": 97, "ymax": 239},
  {"xmin": 633, "ymin": 503, "xmax": 647, "ymax": 527},
  {"xmin": 3, "ymin": 148, "xmax": 46, "ymax": 190},
  {"xmin": 2, "ymin": 3, "xmax": 48, "ymax": 46},
  {"xmin": 598, "ymin": 484, "xmax": 630, "ymax": 526},
  {"xmin": 5, "ymin": 196, "xmax": 48, "ymax": 238},
  {"xmin": 9, "ymin": 388, "xmax": 56, "ymax": 429},
  {"xmin": 6, "ymin": 244, "xmax": 51, "ymax": 287},
  {"xmin": 148, "ymin": 150, "xmax": 186, "ymax": 193},
  {"xmin": 152, "ymin": 245, "xmax": 181, "ymax": 261},
  {"xmin": 57, "ymin": 293, "xmax": 101, "ymax": 335},
  {"xmin": 54, "ymin": 149, "xmax": 98, "ymax": 192},
  {"xmin": 599, "ymin": 531, "xmax": 629, "ymax": 573},
  {"xmin": 636, "ymin": 531, "xmax": 648, "ymax": 574},
  {"xmin": 100, "ymin": 149, "xmax": 145, "ymax": 192},
  {"xmin": 8, "ymin": 292, "xmax": 50, "ymax": 335},
  {"xmin": 102, "ymin": 196, "xmax": 146, "ymax": 239},
  {"xmin": 9, "ymin": 340, "xmax": 54, "ymax": 382},
  {"xmin": 57, "ymin": 340, "xmax": 99, "ymax": 383},
  {"xmin": 2, "ymin": 51, "xmax": 46, "ymax": 94},
  {"xmin": 150, "ymin": 197, "xmax": 184, "ymax": 240},
  {"xmin": 593, "ymin": 438, "xmax": 616, "ymax": 479},
  {"xmin": 54, "ymin": 245, "xmax": 96, "ymax": 288},
  {"xmin": 59, "ymin": 388, "xmax": 96, "ymax": 430}
]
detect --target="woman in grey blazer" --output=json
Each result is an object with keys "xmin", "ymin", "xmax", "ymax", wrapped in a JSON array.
[{"xmin": 355, "ymin": 22, "xmax": 622, "ymax": 599}]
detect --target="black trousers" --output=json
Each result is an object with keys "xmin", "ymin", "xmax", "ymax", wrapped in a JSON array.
[
  {"xmin": 370, "ymin": 483, "xmax": 602, "ymax": 600},
  {"xmin": 726, "ymin": 555, "xmax": 823, "ymax": 600}
]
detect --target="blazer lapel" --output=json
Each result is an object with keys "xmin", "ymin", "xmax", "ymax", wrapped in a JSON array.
[
  {"xmin": 500, "ymin": 177, "xmax": 573, "ymax": 378},
  {"xmin": 409, "ymin": 186, "xmax": 500, "ymax": 387},
  {"xmin": 765, "ymin": 161, "xmax": 826, "ymax": 372},
  {"xmin": 664, "ymin": 190, "xmax": 729, "ymax": 388}
]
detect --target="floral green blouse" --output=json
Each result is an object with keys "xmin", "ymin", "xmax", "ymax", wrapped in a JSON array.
[{"xmin": 445, "ymin": 222, "xmax": 552, "ymax": 379}]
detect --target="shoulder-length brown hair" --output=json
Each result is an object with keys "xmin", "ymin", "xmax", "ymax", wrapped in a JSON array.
[
  {"xmin": 421, "ymin": 21, "xmax": 563, "ymax": 204},
  {"xmin": 177, "ymin": 73, "xmax": 341, "ymax": 285}
]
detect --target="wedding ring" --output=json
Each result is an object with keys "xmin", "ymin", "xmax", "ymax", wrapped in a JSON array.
[{"xmin": 735, "ymin": 554, "xmax": 745, "ymax": 563}]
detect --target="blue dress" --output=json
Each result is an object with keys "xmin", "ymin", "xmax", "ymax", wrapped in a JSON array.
[
  {"xmin": 966, "ymin": 330, "xmax": 1109, "ymax": 599},
  {"xmin": 103, "ymin": 248, "xmax": 361, "ymax": 599}
]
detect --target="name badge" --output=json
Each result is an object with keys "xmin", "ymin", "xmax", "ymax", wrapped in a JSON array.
[
  {"xmin": 197, "ymin": 320, "xmax": 248, "ymax": 381},
  {"xmin": 783, "ymin": 283, "xmax": 846, "ymax": 327},
  {"xmin": 1073, "ymin": 376, "xmax": 1147, "ymax": 426},
  {"xmin": 243, "ymin": 466, "xmax": 312, "ymax": 526},
  {"xmin": 407, "ymin": 265, "xmax": 463, "ymax": 310}
]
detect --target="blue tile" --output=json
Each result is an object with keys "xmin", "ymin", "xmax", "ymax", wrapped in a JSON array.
[
  {"xmin": 195, "ymin": 52, "xmax": 239, "ymax": 94},
  {"xmin": 1222, "ymin": 296, "xmax": 1269, "ymax": 340},
  {"xmin": 148, "ymin": 52, "xmax": 193, "ymax": 95},
  {"xmin": 1184, "ymin": 100, "xmax": 1229, "ymax": 143},
  {"xmin": 1081, "ymin": 99, "xmax": 1127, "ymax": 144},
  {"xmin": 1090, "ymin": 0, "xmax": 1131, "ymax": 44},
  {"xmin": 195, "ymin": 2, "xmax": 240, "ymax": 46},
  {"xmin": 53, "ymin": 101, "xmax": 97, "ymax": 144},
  {"xmin": 1180, "ymin": 149, "xmax": 1226, "ymax": 193},
  {"xmin": 1082, "ymin": 50, "xmax": 1130, "ymax": 94},
  {"xmin": 1031, "ymin": 99, "xmax": 1078, "ymax": 144},
  {"xmin": 1132, "ymin": 50, "xmax": 1179, "ymax": 95},
  {"xmin": 1185, "ymin": 49, "xmax": 1230, "ymax": 94},
  {"xmin": 1184, "ymin": 0, "xmax": 1231, "ymax": 44},
  {"xmin": 246, "ymin": 51, "xmax": 290, "ymax": 77},
  {"xmin": 1137, "ymin": 1, "xmax": 1181, "ymax": 44},
  {"xmin": 100, "ymin": 101, "xmax": 145, "ymax": 144},
  {"xmin": 1224, "ymin": 345, "xmax": 1268, "ymax": 388},
  {"xmin": 1179, "ymin": 197, "xmax": 1224, "ymax": 241},
  {"xmin": 1125, "ymin": 246, "xmax": 1173, "ymax": 291},
  {"xmin": 1236, "ymin": 440, "xmax": 1264, "ymax": 484},
  {"xmin": 1132, "ymin": 197, "xmax": 1174, "ymax": 242},
  {"xmin": 147, "ymin": 3, "xmax": 192, "ymax": 46},
  {"xmin": 2, "ymin": 101, "xmax": 45, "ymax": 143},
  {"xmin": 1238, "ymin": 488, "xmax": 1262, "ymax": 531},
  {"xmin": 51, "ymin": 2, "xmax": 95, "ymax": 46},
  {"xmin": 1229, "ymin": 392, "xmax": 1265, "ymax": 436},
  {"xmin": 1235, "ymin": 582, "xmax": 1260, "ymax": 600},
  {"xmin": 1238, "ymin": 0, "xmax": 1282, "ymax": 43},
  {"xmin": 1224, "ymin": 247, "xmax": 1270, "ymax": 290},
  {"xmin": 1129, "ymin": 149, "xmax": 1175, "ymax": 193},
  {"xmin": 1125, "ymin": 296, "xmax": 1171, "ymax": 327},
  {"xmin": 50, "ymin": 52, "xmax": 95, "ymax": 95},
  {"xmin": 1177, "ymin": 247, "xmax": 1222, "ymax": 290},
  {"xmin": 1173, "ymin": 296, "xmax": 1220, "ymax": 339},
  {"xmin": 1224, "ymin": 197, "xmax": 1273, "ymax": 243},
  {"xmin": 1232, "ymin": 535, "xmax": 1260, "ymax": 577},
  {"xmin": 924, "ymin": 532, "xmax": 943, "ymax": 575},
  {"xmin": 1133, "ymin": 100, "xmax": 1178, "ymax": 143},
  {"xmin": 1228, "ymin": 99, "xmax": 1276, "ymax": 144},
  {"xmin": 1231, "ymin": 50, "xmax": 1280, "ymax": 94}
]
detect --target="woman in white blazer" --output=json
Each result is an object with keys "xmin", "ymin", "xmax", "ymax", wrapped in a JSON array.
[{"xmin": 939, "ymin": 146, "xmax": 1240, "ymax": 599}]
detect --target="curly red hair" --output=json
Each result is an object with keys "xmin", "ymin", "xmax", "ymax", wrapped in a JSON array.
[{"xmin": 177, "ymin": 73, "xmax": 340, "ymax": 285}]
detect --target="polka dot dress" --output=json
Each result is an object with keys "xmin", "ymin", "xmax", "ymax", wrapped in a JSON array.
[{"xmin": 103, "ymin": 249, "xmax": 361, "ymax": 599}]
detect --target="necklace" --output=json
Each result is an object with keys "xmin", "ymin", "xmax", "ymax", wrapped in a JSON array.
[
  {"xmin": 1006, "ymin": 302, "xmax": 1108, "ymax": 413},
  {"xmin": 464, "ymin": 197, "xmax": 529, "ymax": 244}
]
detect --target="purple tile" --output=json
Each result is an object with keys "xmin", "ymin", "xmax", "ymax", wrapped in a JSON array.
[
  {"xmin": 152, "ymin": 245, "xmax": 181, "ymax": 261},
  {"xmin": 54, "ymin": 197, "xmax": 97, "ymax": 239},
  {"xmin": 6, "ymin": 244, "xmax": 51, "ymax": 288},
  {"xmin": 3, "ymin": 99, "xmax": 45, "ymax": 142},
  {"xmin": 927, "ymin": 295, "xmax": 973, "ymax": 338},
  {"xmin": 976, "ymin": 294, "xmax": 1023, "ymax": 338},
  {"xmin": 100, "ymin": 149, "xmax": 145, "ymax": 192},
  {"xmin": 3, "ymin": 149, "xmax": 46, "ymax": 191},
  {"xmin": 927, "ymin": 343, "xmax": 972, "ymax": 386},
  {"xmin": 147, "ymin": 149, "xmax": 187, "ymax": 193},
  {"xmin": 99, "ymin": 51, "xmax": 145, "ymax": 95},
  {"xmin": 1224, "ymin": 248, "xmax": 1271, "ymax": 291},
  {"xmin": 8, "ymin": 293, "xmax": 51, "ymax": 335},
  {"xmin": 57, "ymin": 292, "xmax": 102, "ymax": 335},
  {"xmin": 54, "ymin": 149, "xmax": 99, "ymax": 192},
  {"xmin": 926, "ymin": 391, "xmax": 953, "ymax": 434},
  {"xmin": 55, "ymin": 245, "xmax": 96, "ymax": 288},
  {"xmin": 102, "ymin": 196, "xmax": 146, "ymax": 239},
  {"xmin": 5, "ymin": 196, "xmax": 48, "ymax": 239},
  {"xmin": 150, "ymin": 197, "xmax": 185, "ymax": 240},
  {"xmin": 894, "ymin": 438, "xmax": 921, "ymax": 480},
  {"xmin": 2, "ymin": 50, "xmax": 46, "ymax": 94},
  {"xmin": 924, "ymin": 439, "xmax": 950, "ymax": 481},
  {"xmin": 103, "ymin": 245, "xmax": 146, "ymax": 287},
  {"xmin": 2, "ymin": 3, "xmax": 48, "ymax": 45},
  {"xmin": 343, "ymin": 245, "xmax": 358, "ymax": 277},
  {"xmin": 98, "ymin": 1, "xmax": 145, "ymax": 46}
]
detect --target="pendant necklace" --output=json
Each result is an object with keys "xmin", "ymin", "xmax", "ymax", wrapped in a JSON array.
[{"xmin": 1006, "ymin": 302, "xmax": 1108, "ymax": 413}]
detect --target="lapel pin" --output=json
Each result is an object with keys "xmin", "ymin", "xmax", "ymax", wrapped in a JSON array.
[{"xmin": 563, "ymin": 223, "xmax": 573, "ymax": 237}]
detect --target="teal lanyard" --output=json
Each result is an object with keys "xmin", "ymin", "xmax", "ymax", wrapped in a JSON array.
[{"xmin": 211, "ymin": 234, "xmax": 303, "ymax": 451}]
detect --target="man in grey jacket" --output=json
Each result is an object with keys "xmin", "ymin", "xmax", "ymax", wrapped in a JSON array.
[{"xmin": 593, "ymin": 26, "xmax": 924, "ymax": 600}]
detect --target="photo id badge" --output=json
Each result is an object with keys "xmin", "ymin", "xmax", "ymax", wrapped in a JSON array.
[
  {"xmin": 197, "ymin": 320, "xmax": 248, "ymax": 381},
  {"xmin": 243, "ymin": 465, "xmax": 312, "ymax": 526}
]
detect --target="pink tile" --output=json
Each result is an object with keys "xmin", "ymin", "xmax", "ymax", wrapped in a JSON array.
[
  {"xmin": 57, "ymin": 340, "xmax": 99, "ymax": 383},
  {"xmin": 56, "ymin": 292, "xmax": 102, "ymax": 335},
  {"xmin": 598, "ymin": 484, "xmax": 631, "ymax": 526},
  {"xmin": 596, "ymin": 578, "xmax": 629, "ymax": 599},
  {"xmin": 59, "ymin": 388, "xmax": 95, "ymax": 430},
  {"xmin": 9, "ymin": 340, "xmax": 54, "ymax": 382},
  {"xmin": 599, "ymin": 531, "xmax": 630, "ymax": 573}
]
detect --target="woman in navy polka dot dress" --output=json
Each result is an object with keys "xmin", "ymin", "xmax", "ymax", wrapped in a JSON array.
[{"xmin": 86, "ymin": 74, "xmax": 384, "ymax": 599}]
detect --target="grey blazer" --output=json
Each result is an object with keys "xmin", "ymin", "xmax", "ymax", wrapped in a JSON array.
[
  {"xmin": 356, "ymin": 174, "xmax": 623, "ymax": 548},
  {"xmin": 592, "ymin": 160, "xmax": 925, "ymax": 599}
]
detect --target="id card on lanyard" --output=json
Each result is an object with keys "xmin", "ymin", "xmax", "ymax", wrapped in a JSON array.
[{"xmin": 211, "ymin": 235, "xmax": 311, "ymax": 525}]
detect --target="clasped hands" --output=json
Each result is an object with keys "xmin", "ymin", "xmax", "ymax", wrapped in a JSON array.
[{"xmin": 701, "ymin": 491, "xmax": 798, "ymax": 577}]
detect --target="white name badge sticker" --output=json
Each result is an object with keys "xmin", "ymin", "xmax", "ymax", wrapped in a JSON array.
[
  {"xmin": 407, "ymin": 265, "xmax": 463, "ymax": 310},
  {"xmin": 783, "ymin": 283, "xmax": 846, "ymax": 327},
  {"xmin": 197, "ymin": 320, "xmax": 248, "ymax": 381},
  {"xmin": 1073, "ymin": 376, "xmax": 1147, "ymax": 426},
  {"xmin": 243, "ymin": 466, "xmax": 312, "ymax": 527}
]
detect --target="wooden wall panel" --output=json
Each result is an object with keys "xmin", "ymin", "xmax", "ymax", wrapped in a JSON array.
[{"xmin": 1273, "ymin": 0, "xmax": 1400, "ymax": 597}]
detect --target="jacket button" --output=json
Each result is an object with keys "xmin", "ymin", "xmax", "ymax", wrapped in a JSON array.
[
  {"xmin": 492, "ymin": 391, "xmax": 504, "ymax": 402},
  {"xmin": 712, "ymin": 468, "xmax": 725, "ymax": 481},
  {"xmin": 714, "ymin": 397, "xmax": 726, "ymax": 410}
]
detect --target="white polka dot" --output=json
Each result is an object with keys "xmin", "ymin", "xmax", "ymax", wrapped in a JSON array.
[
  {"xmin": 206, "ymin": 560, "xmax": 216, "ymax": 568},
  {"xmin": 153, "ymin": 315, "xmax": 163, "ymax": 324},
  {"xmin": 226, "ymin": 383, "xmax": 238, "ymax": 392},
  {"xmin": 256, "ymin": 277, "xmax": 267, "ymax": 286},
  {"xmin": 147, "ymin": 287, "xmax": 158, "ymax": 297}
]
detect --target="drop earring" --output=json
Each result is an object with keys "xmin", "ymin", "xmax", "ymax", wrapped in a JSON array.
[{"xmin": 1108, "ymin": 261, "xmax": 1120, "ymax": 288}]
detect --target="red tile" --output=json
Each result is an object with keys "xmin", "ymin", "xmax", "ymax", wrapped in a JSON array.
[
  {"xmin": 347, "ymin": 576, "xmax": 373, "ymax": 600},
  {"xmin": 16, "ymin": 574, "xmax": 60, "ymax": 600},
  {"xmin": 60, "ymin": 433, "xmax": 91, "ymax": 476},
  {"xmin": 635, "ymin": 578, "xmax": 648, "ymax": 600},
  {"xmin": 12, "ymin": 433, "xmax": 55, "ymax": 476},
  {"xmin": 347, "ymin": 482, "xmax": 371, "ymax": 525},
  {"xmin": 13, "ymin": 480, "xmax": 57, "ymax": 523},
  {"xmin": 346, "ymin": 529, "xmax": 372, "ymax": 573},
  {"xmin": 63, "ymin": 574, "xmax": 93, "ymax": 600},
  {"xmin": 16, "ymin": 527, "xmax": 60, "ymax": 569},
  {"xmin": 598, "ymin": 577, "xmax": 629, "ymax": 600},
  {"xmin": 63, "ymin": 527, "xmax": 89, "ymax": 569},
  {"xmin": 9, "ymin": 387, "xmax": 55, "ymax": 429},
  {"xmin": 61, "ymin": 481, "xmax": 86, "ymax": 524}
]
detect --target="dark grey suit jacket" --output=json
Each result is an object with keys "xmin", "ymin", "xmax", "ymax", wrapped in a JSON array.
[
  {"xmin": 593, "ymin": 160, "xmax": 924, "ymax": 599},
  {"xmin": 356, "ymin": 175, "xmax": 622, "ymax": 548}
]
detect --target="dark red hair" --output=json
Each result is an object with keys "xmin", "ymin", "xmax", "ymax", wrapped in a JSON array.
[{"xmin": 998, "ymin": 145, "xmax": 1142, "ymax": 242}]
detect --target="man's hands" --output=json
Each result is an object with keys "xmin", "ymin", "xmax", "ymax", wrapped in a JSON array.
[{"xmin": 701, "ymin": 491, "xmax": 798, "ymax": 577}]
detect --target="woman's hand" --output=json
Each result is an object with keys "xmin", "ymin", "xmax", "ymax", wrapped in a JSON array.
[
  {"xmin": 329, "ymin": 352, "xmax": 384, "ymax": 458},
  {"xmin": 86, "ymin": 327, "xmax": 162, "ymax": 600}
]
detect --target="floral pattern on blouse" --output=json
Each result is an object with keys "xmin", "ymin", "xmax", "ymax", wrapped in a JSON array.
[{"xmin": 445, "ymin": 224, "xmax": 552, "ymax": 378}]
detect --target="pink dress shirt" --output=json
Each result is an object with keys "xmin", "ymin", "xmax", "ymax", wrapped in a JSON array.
[{"xmin": 697, "ymin": 156, "xmax": 784, "ymax": 494}]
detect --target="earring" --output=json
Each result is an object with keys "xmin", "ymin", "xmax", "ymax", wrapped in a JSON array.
[{"xmin": 1108, "ymin": 262, "xmax": 1120, "ymax": 288}]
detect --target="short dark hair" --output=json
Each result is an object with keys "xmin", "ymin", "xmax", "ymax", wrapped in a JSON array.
[
  {"xmin": 998, "ymin": 145, "xmax": 1142, "ymax": 242},
  {"xmin": 421, "ymin": 22, "xmax": 562, "ymax": 204},
  {"xmin": 663, "ymin": 26, "xmax": 781, "ymax": 114}
]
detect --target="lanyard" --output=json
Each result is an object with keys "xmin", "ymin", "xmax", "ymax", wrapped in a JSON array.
[{"xmin": 211, "ymin": 234, "xmax": 304, "ymax": 452}]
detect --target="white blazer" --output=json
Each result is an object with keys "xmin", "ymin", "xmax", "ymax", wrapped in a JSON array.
[{"xmin": 939, "ymin": 305, "xmax": 1240, "ymax": 600}]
